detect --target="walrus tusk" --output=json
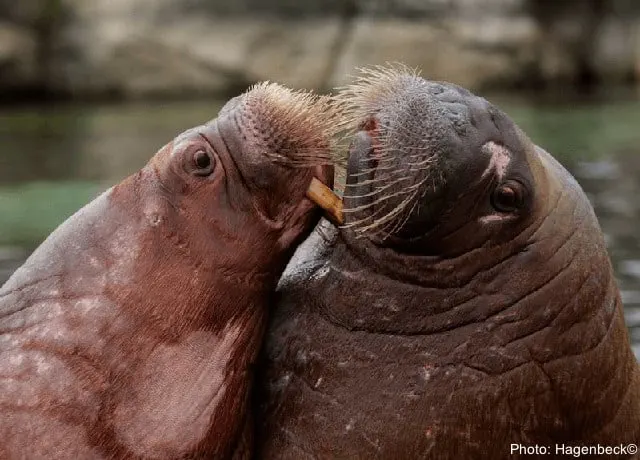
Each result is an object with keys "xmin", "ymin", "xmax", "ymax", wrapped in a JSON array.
[{"xmin": 307, "ymin": 177, "xmax": 344, "ymax": 226}]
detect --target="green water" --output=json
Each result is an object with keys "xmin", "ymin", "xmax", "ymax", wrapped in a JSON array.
[
  {"xmin": 0, "ymin": 100, "xmax": 224, "ymax": 248},
  {"xmin": 0, "ymin": 95, "xmax": 639, "ymax": 355}
]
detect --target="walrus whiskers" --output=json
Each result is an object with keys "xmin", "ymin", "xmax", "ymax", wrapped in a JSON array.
[
  {"xmin": 239, "ymin": 82, "xmax": 351, "ymax": 226},
  {"xmin": 304, "ymin": 64, "xmax": 437, "ymax": 236},
  {"xmin": 342, "ymin": 166, "xmax": 438, "ymax": 238},
  {"xmin": 330, "ymin": 64, "xmax": 446, "ymax": 239},
  {"xmin": 241, "ymin": 81, "xmax": 343, "ymax": 168}
]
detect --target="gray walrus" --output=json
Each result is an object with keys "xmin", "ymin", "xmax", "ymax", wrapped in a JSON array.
[
  {"xmin": 255, "ymin": 66, "xmax": 640, "ymax": 459},
  {"xmin": 0, "ymin": 82, "xmax": 338, "ymax": 459}
]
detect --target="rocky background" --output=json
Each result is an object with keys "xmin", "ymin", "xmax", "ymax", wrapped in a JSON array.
[{"xmin": 0, "ymin": 0, "xmax": 639, "ymax": 101}]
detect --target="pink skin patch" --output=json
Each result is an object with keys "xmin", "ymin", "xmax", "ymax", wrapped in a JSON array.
[
  {"xmin": 113, "ymin": 324, "xmax": 243, "ymax": 457},
  {"xmin": 481, "ymin": 141, "xmax": 511, "ymax": 181},
  {"xmin": 479, "ymin": 214, "xmax": 506, "ymax": 224},
  {"xmin": 479, "ymin": 142, "xmax": 514, "ymax": 225}
]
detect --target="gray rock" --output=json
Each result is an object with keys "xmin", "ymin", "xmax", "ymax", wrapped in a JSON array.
[
  {"xmin": 0, "ymin": 22, "xmax": 38, "ymax": 89},
  {"xmin": 57, "ymin": 3, "xmax": 346, "ymax": 97},
  {"xmin": 329, "ymin": 16, "xmax": 535, "ymax": 89},
  {"xmin": 625, "ymin": 307, "xmax": 640, "ymax": 328},
  {"xmin": 2, "ymin": 0, "xmax": 640, "ymax": 99}
]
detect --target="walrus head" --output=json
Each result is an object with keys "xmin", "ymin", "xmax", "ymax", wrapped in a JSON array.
[
  {"xmin": 325, "ymin": 64, "xmax": 628, "ymax": 343},
  {"xmin": 338, "ymin": 65, "xmax": 540, "ymax": 257},
  {"xmin": 145, "ymin": 82, "xmax": 338, "ymax": 277},
  {"xmin": 104, "ymin": 84, "xmax": 338, "ymax": 456}
]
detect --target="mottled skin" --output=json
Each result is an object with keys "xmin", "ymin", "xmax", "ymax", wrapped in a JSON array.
[
  {"xmin": 255, "ymin": 72, "xmax": 640, "ymax": 459},
  {"xmin": 0, "ymin": 84, "xmax": 333, "ymax": 459}
]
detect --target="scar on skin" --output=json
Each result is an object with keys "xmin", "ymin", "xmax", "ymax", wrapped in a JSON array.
[{"xmin": 482, "ymin": 141, "xmax": 511, "ymax": 180}]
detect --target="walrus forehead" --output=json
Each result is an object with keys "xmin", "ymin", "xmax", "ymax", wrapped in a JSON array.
[
  {"xmin": 170, "ymin": 125, "xmax": 210, "ymax": 156},
  {"xmin": 481, "ymin": 142, "xmax": 511, "ymax": 180},
  {"xmin": 341, "ymin": 68, "xmax": 488, "ymax": 136}
]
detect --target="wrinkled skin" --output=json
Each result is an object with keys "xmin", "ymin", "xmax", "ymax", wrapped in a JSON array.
[
  {"xmin": 255, "ymin": 74, "xmax": 640, "ymax": 459},
  {"xmin": 0, "ymin": 85, "xmax": 333, "ymax": 459}
]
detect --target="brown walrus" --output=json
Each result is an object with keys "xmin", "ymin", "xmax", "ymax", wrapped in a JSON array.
[
  {"xmin": 255, "ymin": 66, "xmax": 640, "ymax": 459},
  {"xmin": 0, "ymin": 82, "xmax": 338, "ymax": 459}
]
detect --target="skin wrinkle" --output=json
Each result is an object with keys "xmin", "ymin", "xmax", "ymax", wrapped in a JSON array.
[
  {"xmin": 215, "ymin": 119, "xmax": 287, "ymax": 231},
  {"xmin": 486, "ymin": 237, "xmax": 578, "ymax": 325},
  {"xmin": 557, "ymin": 281, "xmax": 608, "ymax": 334},
  {"xmin": 492, "ymin": 272, "xmax": 591, "ymax": 347},
  {"xmin": 337, "ymin": 209, "xmax": 542, "ymax": 288},
  {"xmin": 214, "ymin": 123, "xmax": 247, "ymax": 211},
  {"xmin": 0, "ymin": 298, "xmax": 69, "ymax": 335},
  {"xmin": 324, "ymin": 235, "xmax": 536, "ymax": 332},
  {"xmin": 152, "ymin": 165, "xmax": 181, "ymax": 213},
  {"xmin": 560, "ymin": 300, "xmax": 618, "ymax": 367},
  {"xmin": 0, "ymin": 274, "xmax": 63, "ymax": 301},
  {"xmin": 458, "ymin": 265, "xmax": 605, "ymax": 377},
  {"xmin": 538, "ymin": 310, "xmax": 620, "ymax": 436},
  {"xmin": 317, "ymin": 223, "xmax": 577, "ymax": 338}
]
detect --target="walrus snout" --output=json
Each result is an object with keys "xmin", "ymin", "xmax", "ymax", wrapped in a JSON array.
[
  {"xmin": 334, "ymin": 65, "xmax": 518, "ymax": 242},
  {"xmin": 211, "ymin": 82, "xmax": 340, "ymax": 227}
]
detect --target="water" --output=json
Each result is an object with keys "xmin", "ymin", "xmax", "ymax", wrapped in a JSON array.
[{"xmin": 0, "ymin": 94, "xmax": 639, "ymax": 357}]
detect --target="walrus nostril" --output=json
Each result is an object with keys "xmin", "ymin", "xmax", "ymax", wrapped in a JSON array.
[{"xmin": 361, "ymin": 116, "xmax": 378, "ymax": 132}]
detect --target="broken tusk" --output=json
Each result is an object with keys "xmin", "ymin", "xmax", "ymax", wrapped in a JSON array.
[{"xmin": 306, "ymin": 177, "xmax": 344, "ymax": 226}]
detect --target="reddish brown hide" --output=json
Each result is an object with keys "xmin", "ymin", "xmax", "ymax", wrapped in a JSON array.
[{"xmin": 0, "ymin": 82, "xmax": 336, "ymax": 459}]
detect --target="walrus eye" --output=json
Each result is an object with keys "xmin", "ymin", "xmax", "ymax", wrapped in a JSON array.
[
  {"xmin": 491, "ymin": 181, "xmax": 524, "ymax": 213},
  {"xmin": 192, "ymin": 150, "xmax": 215, "ymax": 176}
]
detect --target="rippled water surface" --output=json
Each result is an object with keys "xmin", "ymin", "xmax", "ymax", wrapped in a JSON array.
[{"xmin": 0, "ymin": 93, "xmax": 639, "ymax": 356}]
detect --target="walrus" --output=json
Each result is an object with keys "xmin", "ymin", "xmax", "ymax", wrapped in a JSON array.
[
  {"xmin": 0, "ymin": 82, "xmax": 338, "ymax": 459},
  {"xmin": 255, "ymin": 66, "xmax": 640, "ymax": 459}
]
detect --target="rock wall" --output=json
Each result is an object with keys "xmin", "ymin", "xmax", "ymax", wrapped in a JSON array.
[{"xmin": 0, "ymin": 0, "xmax": 639, "ymax": 100}]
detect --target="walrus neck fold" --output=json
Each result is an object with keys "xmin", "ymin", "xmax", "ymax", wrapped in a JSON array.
[{"xmin": 309, "ymin": 232, "xmax": 505, "ymax": 336}]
